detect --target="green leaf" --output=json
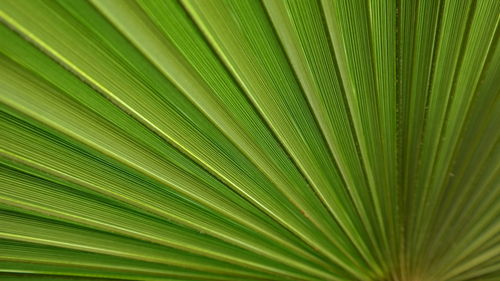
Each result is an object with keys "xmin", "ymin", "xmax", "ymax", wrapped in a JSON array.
[{"xmin": 0, "ymin": 0, "xmax": 498, "ymax": 280}]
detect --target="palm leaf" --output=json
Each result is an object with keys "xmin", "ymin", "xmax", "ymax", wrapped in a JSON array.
[{"xmin": 0, "ymin": 0, "xmax": 498, "ymax": 280}]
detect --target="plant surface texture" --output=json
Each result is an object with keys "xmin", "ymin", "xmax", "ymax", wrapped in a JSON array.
[{"xmin": 0, "ymin": 0, "xmax": 499, "ymax": 281}]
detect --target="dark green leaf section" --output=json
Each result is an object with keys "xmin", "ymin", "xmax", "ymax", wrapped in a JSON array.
[{"xmin": 0, "ymin": 0, "xmax": 498, "ymax": 280}]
